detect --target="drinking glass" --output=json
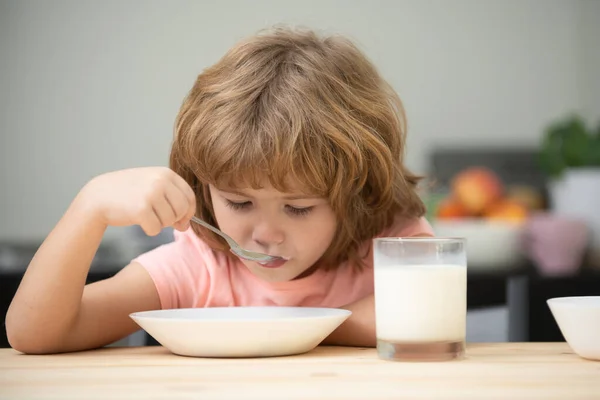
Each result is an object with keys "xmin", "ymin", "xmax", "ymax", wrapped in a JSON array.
[{"xmin": 373, "ymin": 237, "xmax": 467, "ymax": 361}]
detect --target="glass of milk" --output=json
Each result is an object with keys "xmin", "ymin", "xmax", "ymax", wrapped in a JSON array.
[{"xmin": 373, "ymin": 237, "xmax": 467, "ymax": 361}]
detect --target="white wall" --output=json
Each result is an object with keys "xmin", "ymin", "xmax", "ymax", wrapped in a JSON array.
[
  {"xmin": 577, "ymin": 0, "xmax": 600, "ymax": 123},
  {"xmin": 0, "ymin": 0, "xmax": 596, "ymax": 241}
]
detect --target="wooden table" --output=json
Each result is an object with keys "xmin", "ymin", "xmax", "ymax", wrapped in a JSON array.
[{"xmin": 1, "ymin": 343, "xmax": 599, "ymax": 399}]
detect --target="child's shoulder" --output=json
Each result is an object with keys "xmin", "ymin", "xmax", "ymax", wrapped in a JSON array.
[
  {"xmin": 132, "ymin": 228, "xmax": 233, "ymax": 309},
  {"xmin": 172, "ymin": 227, "xmax": 220, "ymax": 253},
  {"xmin": 134, "ymin": 227, "xmax": 230, "ymax": 273}
]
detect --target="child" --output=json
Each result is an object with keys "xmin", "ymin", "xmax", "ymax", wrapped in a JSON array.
[{"xmin": 6, "ymin": 26, "xmax": 433, "ymax": 354}]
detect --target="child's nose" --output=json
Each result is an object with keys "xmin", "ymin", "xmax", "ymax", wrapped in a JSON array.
[{"xmin": 251, "ymin": 221, "xmax": 285, "ymax": 248}]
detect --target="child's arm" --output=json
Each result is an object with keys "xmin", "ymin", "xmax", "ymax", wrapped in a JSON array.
[
  {"xmin": 322, "ymin": 294, "xmax": 376, "ymax": 347},
  {"xmin": 6, "ymin": 167, "xmax": 196, "ymax": 354}
]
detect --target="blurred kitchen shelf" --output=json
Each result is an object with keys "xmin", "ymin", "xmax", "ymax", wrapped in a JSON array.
[{"xmin": 428, "ymin": 146, "xmax": 548, "ymax": 197}]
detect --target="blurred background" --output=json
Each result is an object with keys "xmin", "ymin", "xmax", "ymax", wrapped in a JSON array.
[{"xmin": 1, "ymin": 0, "xmax": 599, "ymax": 346}]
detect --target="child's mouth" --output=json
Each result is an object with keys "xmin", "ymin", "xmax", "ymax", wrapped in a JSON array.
[{"xmin": 258, "ymin": 258, "xmax": 288, "ymax": 269}]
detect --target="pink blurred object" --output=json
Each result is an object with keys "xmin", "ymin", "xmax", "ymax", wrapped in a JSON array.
[{"xmin": 523, "ymin": 212, "xmax": 590, "ymax": 276}]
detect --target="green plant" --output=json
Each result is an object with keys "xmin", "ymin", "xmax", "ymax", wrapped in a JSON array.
[{"xmin": 538, "ymin": 115, "xmax": 600, "ymax": 178}]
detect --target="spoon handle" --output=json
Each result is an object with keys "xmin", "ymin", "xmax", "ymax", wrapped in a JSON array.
[{"xmin": 190, "ymin": 216, "xmax": 236, "ymax": 247}]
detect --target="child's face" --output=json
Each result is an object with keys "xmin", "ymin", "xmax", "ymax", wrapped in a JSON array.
[{"xmin": 209, "ymin": 180, "xmax": 337, "ymax": 282}]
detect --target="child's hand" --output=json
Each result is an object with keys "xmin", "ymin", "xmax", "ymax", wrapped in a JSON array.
[{"xmin": 80, "ymin": 167, "xmax": 197, "ymax": 235}]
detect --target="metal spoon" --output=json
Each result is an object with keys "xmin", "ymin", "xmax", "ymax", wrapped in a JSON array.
[{"xmin": 190, "ymin": 216, "xmax": 282, "ymax": 264}]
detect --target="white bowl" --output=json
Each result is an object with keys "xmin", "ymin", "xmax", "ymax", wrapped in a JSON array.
[
  {"xmin": 547, "ymin": 296, "xmax": 600, "ymax": 361},
  {"xmin": 432, "ymin": 219, "xmax": 526, "ymax": 271},
  {"xmin": 130, "ymin": 306, "xmax": 351, "ymax": 358}
]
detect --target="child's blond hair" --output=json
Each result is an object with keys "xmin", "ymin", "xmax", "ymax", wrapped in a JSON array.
[{"xmin": 170, "ymin": 26, "xmax": 425, "ymax": 270}]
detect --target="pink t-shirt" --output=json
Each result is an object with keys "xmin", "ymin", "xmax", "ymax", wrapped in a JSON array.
[{"xmin": 133, "ymin": 216, "xmax": 434, "ymax": 310}]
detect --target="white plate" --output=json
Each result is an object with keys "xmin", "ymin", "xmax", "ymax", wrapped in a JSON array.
[{"xmin": 130, "ymin": 306, "xmax": 352, "ymax": 358}]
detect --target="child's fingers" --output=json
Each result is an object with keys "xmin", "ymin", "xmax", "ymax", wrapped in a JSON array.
[
  {"xmin": 170, "ymin": 178, "xmax": 197, "ymax": 228},
  {"xmin": 170, "ymin": 172, "xmax": 196, "ymax": 207},
  {"xmin": 139, "ymin": 205, "xmax": 164, "ymax": 237},
  {"xmin": 164, "ymin": 184, "xmax": 190, "ymax": 224},
  {"xmin": 174, "ymin": 211, "xmax": 192, "ymax": 232},
  {"xmin": 172, "ymin": 220, "xmax": 189, "ymax": 232},
  {"xmin": 148, "ymin": 193, "xmax": 177, "ymax": 230}
]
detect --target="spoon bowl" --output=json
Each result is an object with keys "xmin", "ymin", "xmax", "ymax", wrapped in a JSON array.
[{"xmin": 190, "ymin": 216, "xmax": 282, "ymax": 264}]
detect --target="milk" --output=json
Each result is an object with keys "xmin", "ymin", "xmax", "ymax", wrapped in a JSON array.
[{"xmin": 374, "ymin": 264, "xmax": 466, "ymax": 343}]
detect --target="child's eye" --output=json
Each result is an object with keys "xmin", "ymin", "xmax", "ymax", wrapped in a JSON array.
[
  {"xmin": 286, "ymin": 205, "xmax": 313, "ymax": 217},
  {"xmin": 225, "ymin": 200, "xmax": 251, "ymax": 211}
]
